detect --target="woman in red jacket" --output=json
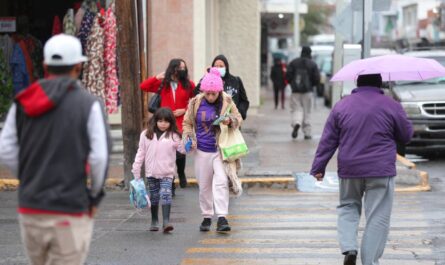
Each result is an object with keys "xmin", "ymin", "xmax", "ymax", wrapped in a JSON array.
[{"xmin": 140, "ymin": 58, "xmax": 195, "ymax": 194}]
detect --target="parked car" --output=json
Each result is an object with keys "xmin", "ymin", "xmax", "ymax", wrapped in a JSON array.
[
  {"xmin": 311, "ymin": 45, "xmax": 334, "ymax": 97},
  {"xmin": 389, "ymin": 51, "xmax": 445, "ymax": 155}
]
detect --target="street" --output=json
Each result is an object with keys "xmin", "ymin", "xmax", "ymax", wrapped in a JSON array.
[{"xmin": 0, "ymin": 180, "xmax": 444, "ymax": 265}]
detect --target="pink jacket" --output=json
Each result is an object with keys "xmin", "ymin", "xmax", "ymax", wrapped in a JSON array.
[{"xmin": 132, "ymin": 130, "xmax": 185, "ymax": 179}]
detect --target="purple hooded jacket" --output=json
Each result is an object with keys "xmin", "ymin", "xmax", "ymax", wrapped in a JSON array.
[{"xmin": 310, "ymin": 86, "xmax": 413, "ymax": 178}]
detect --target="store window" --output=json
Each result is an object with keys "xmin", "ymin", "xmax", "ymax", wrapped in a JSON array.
[{"xmin": 0, "ymin": 0, "xmax": 120, "ymax": 120}]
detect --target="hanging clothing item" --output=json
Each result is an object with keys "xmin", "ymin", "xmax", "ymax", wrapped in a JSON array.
[
  {"xmin": 104, "ymin": 3, "xmax": 119, "ymax": 114},
  {"xmin": 17, "ymin": 40, "xmax": 35, "ymax": 84},
  {"xmin": 74, "ymin": 7, "xmax": 86, "ymax": 34},
  {"xmin": 0, "ymin": 49, "xmax": 12, "ymax": 115},
  {"xmin": 63, "ymin": 9, "xmax": 76, "ymax": 35},
  {"xmin": 10, "ymin": 43, "xmax": 30, "ymax": 94},
  {"xmin": 23, "ymin": 35, "xmax": 44, "ymax": 80},
  {"xmin": 77, "ymin": 10, "xmax": 95, "ymax": 54},
  {"xmin": 82, "ymin": 13, "xmax": 105, "ymax": 101},
  {"xmin": 52, "ymin": 16, "xmax": 62, "ymax": 35},
  {"xmin": 82, "ymin": 0, "xmax": 98, "ymax": 13},
  {"xmin": 0, "ymin": 35, "xmax": 14, "ymax": 72}
]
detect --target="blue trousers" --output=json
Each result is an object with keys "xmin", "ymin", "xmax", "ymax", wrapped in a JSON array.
[{"xmin": 147, "ymin": 177, "xmax": 173, "ymax": 206}]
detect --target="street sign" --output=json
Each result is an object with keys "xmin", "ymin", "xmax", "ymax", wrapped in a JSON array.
[
  {"xmin": 0, "ymin": 17, "xmax": 16, "ymax": 33},
  {"xmin": 351, "ymin": 0, "xmax": 391, "ymax": 12}
]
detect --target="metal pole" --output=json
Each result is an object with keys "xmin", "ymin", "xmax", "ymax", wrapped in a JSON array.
[
  {"xmin": 332, "ymin": 0, "xmax": 346, "ymax": 107},
  {"xmin": 294, "ymin": 0, "xmax": 300, "ymax": 48},
  {"xmin": 362, "ymin": 0, "xmax": 373, "ymax": 58}
]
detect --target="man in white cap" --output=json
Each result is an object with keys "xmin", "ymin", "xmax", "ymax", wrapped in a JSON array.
[{"xmin": 0, "ymin": 34, "xmax": 111, "ymax": 265}]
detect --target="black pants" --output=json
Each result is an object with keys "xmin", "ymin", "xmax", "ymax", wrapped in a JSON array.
[
  {"xmin": 273, "ymin": 85, "xmax": 285, "ymax": 108},
  {"xmin": 176, "ymin": 152, "xmax": 186, "ymax": 179}
]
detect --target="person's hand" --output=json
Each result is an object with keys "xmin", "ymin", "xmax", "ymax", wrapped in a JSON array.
[
  {"xmin": 173, "ymin": 109, "xmax": 186, "ymax": 117},
  {"xmin": 156, "ymin": 72, "xmax": 165, "ymax": 80},
  {"xmin": 89, "ymin": 206, "xmax": 98, "ymax": 217},
  {"xmin": 221, "ymin": 117, "xmax": 231, "ymax": 125},
  {"xmin": 314, "ymin": 173, "xmax": 324, "ymax": 181}
]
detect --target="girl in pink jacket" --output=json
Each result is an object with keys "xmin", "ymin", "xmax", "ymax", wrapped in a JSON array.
[{"xmin": 132, "ymin": 108, "xmax": 185, "ymax": 233}]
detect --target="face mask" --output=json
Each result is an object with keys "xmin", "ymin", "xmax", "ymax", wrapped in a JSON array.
[
  {"xmin": 217, "ymin": 67, "xmax": 226, "ymax": 77},
  {"xmin": 177, "ymin": 70, "xmax": 187, "ymax": 80}
]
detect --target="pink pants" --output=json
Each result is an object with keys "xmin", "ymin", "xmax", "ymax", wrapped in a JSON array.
[{"xmin": 194, "ymin": 150, "xmax": 229, "ymax": 218}]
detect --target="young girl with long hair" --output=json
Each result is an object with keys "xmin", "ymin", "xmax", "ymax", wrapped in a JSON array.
[
  {"xmin": 132, "ymin": 108, "xmax": 185, "ymax": 233},
  {"xmin": 183, "ymin": 68, "xmax": 243, "ymax": 232}
]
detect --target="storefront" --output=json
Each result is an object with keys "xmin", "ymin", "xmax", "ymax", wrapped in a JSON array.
[{"xmin": 0, "ymin": 0, "xmax": 123, "ymax": 120}]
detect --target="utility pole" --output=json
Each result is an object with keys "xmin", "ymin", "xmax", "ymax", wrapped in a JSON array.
[
  {"xmin": 332, "ymin": 0, "xmax": 347, "ymax": 106},
  {"xmin": 362, "ymin": 0, "xmax": 373, "ymax": 58},
  {"xmin": 294, "ymin": 0, "xmax": 300, "ymax": 48},
  {"xmin": 116, "ymin": 0, "xmax": 144, "ymax": 188}
]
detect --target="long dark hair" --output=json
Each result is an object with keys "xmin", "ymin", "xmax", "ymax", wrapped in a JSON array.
[
  {"xmin": 145, "ymin": 108, "xmax": 180, "ymax": 140},
  {"xmin": 162, "ymin": 58, "xmax": 191, "ymax": 90}
]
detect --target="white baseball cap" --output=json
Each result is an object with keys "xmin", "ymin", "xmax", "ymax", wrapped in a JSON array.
[{"xmin": 44, "ymin": 34, "xmax": 87, "ymax": 66}]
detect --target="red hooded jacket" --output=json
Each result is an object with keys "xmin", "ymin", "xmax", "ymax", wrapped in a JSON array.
[{"xmin": 140, "ymin": 77, "xmax": 195, "ymax": 132}]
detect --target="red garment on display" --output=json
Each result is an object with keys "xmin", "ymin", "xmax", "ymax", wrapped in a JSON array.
[{"xmin": 52, "ymin": 16, "xmax": 62, "ymax": 35}]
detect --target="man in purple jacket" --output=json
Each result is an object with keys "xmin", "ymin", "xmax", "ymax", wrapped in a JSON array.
[{"xmin": 310, "ymin": 74, "xmax": 413, "ymax": 265}]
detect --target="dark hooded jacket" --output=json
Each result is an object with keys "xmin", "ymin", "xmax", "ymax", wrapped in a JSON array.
[
  {"xmin": 286, "ymin": 48, "xmax": 320, "ymax": 93},
  {"xmin": 195, "ymin": 55, "xmax": 250, "ymax": 120},
  {"xmin": 14, "ymin": 77, "xmax": 111, "ymax": 213}
]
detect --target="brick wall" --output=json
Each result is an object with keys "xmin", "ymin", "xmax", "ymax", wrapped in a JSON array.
[{"xmin": 148, "ymin": 0, "xmax": 194, "ymax": 77}]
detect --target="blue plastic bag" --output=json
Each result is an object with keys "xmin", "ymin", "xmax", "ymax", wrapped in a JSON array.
[
  {"xmin": 185, "ymin": 137, "xmax": 192, "ymax": 153},
  {"xmin": 129, "ymin": 178, "xmax": 151, "ymax": 209}
]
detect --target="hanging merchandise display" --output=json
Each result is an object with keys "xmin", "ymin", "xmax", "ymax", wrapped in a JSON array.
[
  {"xmin": 104, "ymin": 2, "xmax": 119, "ymax": 114},
  {"xmin": 82, "ymin": 11, "xmax": 106, "ymax": 102},
  {"xmin": 0, "ymin": 49, "xmax": 13, "ymax": 117},
  {"xmin": 52, "ymin": 16, "xmax": 62, "ymax": 36},
  {"xmin": 63, "ymin": 9, "xmax": 76, "ymax": 35},
  {"xmin": 77, "ymin": 10, "xmax": 95, "ymax": 54}
]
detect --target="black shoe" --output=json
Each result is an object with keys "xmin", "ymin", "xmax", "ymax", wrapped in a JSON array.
[
  {"xmin": 162, "ymin": 204, "xmax": 174, "ymax": 233},
  {"xmin": 179, "ymin": 174, "xmax": 187, "ymax": 188},
  {"xmin": 291, "ymin": 124, "xmax": 300, "ymax": 139},
  {"xmin": 216, "ymin": 217, "xmax": 231, "ymax": 232},
  {"xmin": 343, "ymin": 250, "xmax": 357, "ymax": 265},
  {"xmin": 199, "ymin": 218, "xmax": 212, "ymax": 232},
  {"xmin": 304, "ymin": 135, "xmax": 312, "ymax": 140},
  {"xmin": 150, "ymin": 205, "xmax": 159, "ymax": 231}
]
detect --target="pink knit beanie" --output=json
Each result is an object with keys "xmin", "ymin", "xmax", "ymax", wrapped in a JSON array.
[{"xmin": 200, "ymin": 67, "xmax": 223, "ymax": 92}]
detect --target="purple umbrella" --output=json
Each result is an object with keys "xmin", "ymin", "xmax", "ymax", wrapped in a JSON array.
[{"xmin": 331, "ymin": 54, "xmax": 445, "ymax": 82}]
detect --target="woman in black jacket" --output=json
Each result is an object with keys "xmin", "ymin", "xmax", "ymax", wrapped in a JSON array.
[{"xmin": 195, "ymin": 55, "xmax": 250, "ymax": 120}]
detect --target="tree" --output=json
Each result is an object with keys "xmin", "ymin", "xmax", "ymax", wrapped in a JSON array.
[{"xmin": 301, "ymin": 2, "xmax": 334, "ymax": 44}]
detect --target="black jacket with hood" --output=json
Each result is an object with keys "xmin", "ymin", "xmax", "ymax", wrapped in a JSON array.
[
  {"xmin": 12, "ymin": 77, "xmax": 111, "ymax": 213},
  {"xmin": 286, "ymin": 49, "xmax": 320, "ymax": 93},
  {"xmin": 195, "ymin": 55, "xmax": 250, "ymax": 120}
]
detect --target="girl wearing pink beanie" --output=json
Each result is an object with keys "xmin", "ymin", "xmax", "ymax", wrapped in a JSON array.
[
  {"xmin": 182, "ymin": 67, "xmax": 243, "ymax": 233},
  {"xmin": 199, "ymin": 67, "xmax": 224, "ymax": 92}
]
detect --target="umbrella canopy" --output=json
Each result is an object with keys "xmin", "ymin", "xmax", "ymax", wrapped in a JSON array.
[{"xmin": 331, "ymin": 54, "xmax": 445, "ymax": 82}]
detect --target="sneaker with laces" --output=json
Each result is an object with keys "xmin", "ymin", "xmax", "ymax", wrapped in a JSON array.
[
  {"xmin": 199, "ymin": 218, "xmax": 212, "ymax": 232},
  {"xmin": 216, "ymin": 217, "xmax": 231, "ymax": 232}
]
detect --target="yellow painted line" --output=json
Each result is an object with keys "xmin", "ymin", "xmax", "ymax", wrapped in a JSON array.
[
  {"xmin": 205, "ymin": 229, "xmax": 425, "ymax": 237},
  {"xmin": 229, "ymin": 220, "xmax": 430, "ymax": 228},
  {"xmin": 199, "ymin": 238, "xmax": 424, "ymax": 246},
  {"xmin": 227, "ymin": 213, "xmax": 433, "ymax": 220},
  {"xmin": 186, "ymin": 247, "xmax": 432, "ymax": 255},
  {"xmin": 181, "ymin": 258, "xmax": 436, "ymax": 265}
]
